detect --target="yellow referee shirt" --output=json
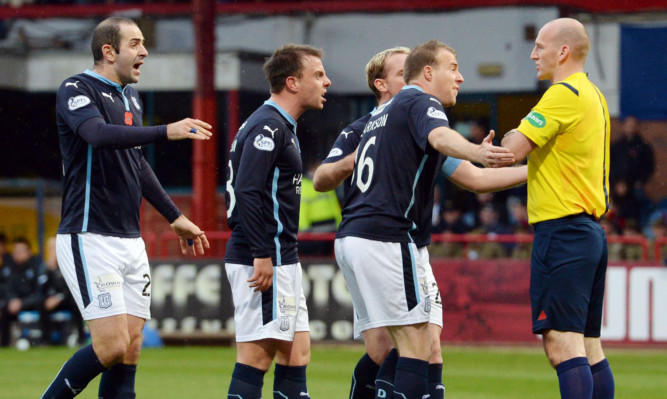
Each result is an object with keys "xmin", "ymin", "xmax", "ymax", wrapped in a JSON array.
[{"xmin": 517, "ymin": 72, "xmax": 610, "ymax": 224}]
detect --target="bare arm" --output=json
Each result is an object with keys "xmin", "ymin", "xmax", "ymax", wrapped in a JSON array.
[
  {"xmin": 428, "ymin": 128, "xmax": 514, "ymax": 168},
  {"xmin": 313, "ymin": 151, "xmax": 356, "ymax": 192},
  {"xmin": 448, "ymin": 161, "xmax": 527, "ymax": 193},
  {"xmin": 500, "ymin": 129, "xmax": 537, "ymax": 163}
]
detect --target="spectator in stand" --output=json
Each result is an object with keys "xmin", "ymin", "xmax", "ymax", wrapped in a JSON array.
[
  {"xmin": 507, "ymin": 195, "xmax": 530, "ymax": 233},
  {"xmin": 430, "ymin": 200, "xmax": 468, "ymax": 258},
  {"xmin": 649, "ymin": 215, "xmax": 667, "ymax": 264},
  {"xmin": 39, "ymin": 237, "xmax": 86, "ymax": 345},
  {"xmin": 610, "ymin": 115, "xmax": 655, "ymax": 192},
  {"xmin": 299, "ymin": 161, "xmax": 342, "ymax": 256},
  {"xmin": 0, "ymin": 237, "xmax": 43, "ymax": 347},
  {"xmin": 467, "ymin": 204, "xmax": 510, "ymax": 259},
  {"xmin": 620, "ymin": 219, "xmax": 644, "ymax": 261},
  {"xmin": 598, "ymin": 216, "xmax": 622, "ymax": 261},
  {"xmin": 610, "ymin": 179, "xmax": 642, "ymax": 230}
]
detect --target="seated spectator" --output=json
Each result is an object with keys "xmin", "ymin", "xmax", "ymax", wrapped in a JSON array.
[
  {"xmin": 649, "ymin": 215, "xmax": 667, "ymax": 264},
  {"xmin": 0, "ymin": 237, "xmax": 43, "ymax": 347},
  {"xmin": 466, "ymin": 204, "xmax": 510, "ymax": 259},
  {"xmin": 611, "ymin": 179, "xmax": 642, "ymax": 230},
  {"xmin": 430, "ymin": 200, "xmax": 467, "ymax": 258},
  {"xmin": 506, "ymin": 196, "xmax": 530, "ymax": 232},
  {"xmin": 620, "ymin": 219, "xmax": 644, "ymax": 261},
  {"xmin": 599, "ymin": 216, "xmax": 623, "ymax": 261},
  {"xmin": 39, "ymin": 237, "xmax": 85, "ymax": 345}
]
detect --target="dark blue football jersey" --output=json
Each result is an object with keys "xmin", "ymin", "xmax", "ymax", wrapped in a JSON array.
[
  {"xmin": 321, "ymin": 112, "xmax": 371, "ymax": 197},
  {"xmin": 56, "ymin": 70, "xmax": 149, "ymax": 238},
  {"xmin": 225, "ymin": 100, "xmax": 303, "ymax": 266},
  {"xmin": 336, "ymin": 86, "xmax": 450, "ymax": 243}
]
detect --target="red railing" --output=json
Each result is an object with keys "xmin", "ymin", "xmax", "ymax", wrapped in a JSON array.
[{"xmin": 149, "ymin": 230, "xmax": 662, "ymax": 262}]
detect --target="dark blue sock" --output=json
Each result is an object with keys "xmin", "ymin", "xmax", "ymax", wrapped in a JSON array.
[
  {"xmin": 98, "ymin": 363, "xmax": 137, "ymax": 398},
  {"xmin": 393, "ymin": 357, "xmax": 429, "ymax": 399},
  {"xmin": 591, "ymin": 359, "xmax": 614, "ymax": 399},
  {"xmin": 428, "ymin": 363, "xmax": 445, "ymax": 399},
  {"xmin": 228, "ymin": 362, "xmax": 265, "ymax": 399},
  {"xmin": 350, "ymin": 353, "xmax": 380, "ymax": 399},
  {"xmin": 41, "ymin": 344, "xmax": 107, "ymax": 399},
  {"xmin": 274, "ymin": 364, "xmax": 309, "ymax": 399},
  {"xmin": 556, "ymin": 357, "xmax": 593, "ymax": 399},
  {"xmin": 375, "ymin": 348, "xmax": 398, "ymax": 399}
]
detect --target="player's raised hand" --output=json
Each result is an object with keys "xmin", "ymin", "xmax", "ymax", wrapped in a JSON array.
[
  {"xmin": 248, "ymin": 257, "xmax": 274, "ymax": 292},
  {"xmin": 478, "ymin": 130, "xmax": 515, "ymax": 168},
  {"xmin": 166, "ymin": 118, "xmax": 213, "ymax": 141},
  {"xmin": 170, "ymin": 215, "xmax": 210, "ymax": 256}
]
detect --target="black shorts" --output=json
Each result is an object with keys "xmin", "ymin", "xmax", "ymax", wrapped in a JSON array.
[{"xmin": 530, "ymin": 214, "xmax": 608, "ymax": 336}]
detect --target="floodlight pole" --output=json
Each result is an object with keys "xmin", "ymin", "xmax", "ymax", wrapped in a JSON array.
[{"xmin": 192, "ymin": 0, "xmax": 218, "ymax": 231}]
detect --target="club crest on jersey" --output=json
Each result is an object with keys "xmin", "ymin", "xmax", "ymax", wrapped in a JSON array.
[
  {"xmin": 131, "ymin": 96, "xmax": 141, "ymax": 110},
  {"xmin": 253, "ymin": 134, "xmax": 275, "ymax": 151},
  {"xmin": 327, "ymin": 148, "xmax": 343, "ymax": 158},
  {"xmin": 98, "ymin": 293, "xmax": 112, "ymax": 309},
  {"xmin": 68, "ymin": 95, "xmax": 91, "ymax": 111},
  {"xmin": 427, "ymin": 106, "xmax": 448, "ymax": 121},
  {"xmin": 279, "ymin": 316, "xmax": 290, "ymax": 332}
]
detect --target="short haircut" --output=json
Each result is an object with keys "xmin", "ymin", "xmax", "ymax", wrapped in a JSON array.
[
  {"xmin": 263, "ymin": 44, "xmax": 324, "ymax": 94},
  {"xmin": 365, "ymin": 46, "xmax": 410, "ymax": 101},
  {"xmin": 12, "ymin": 237, "xmax": 30, "ymax": 247},
  {"xmin": 403, "ymin": 40, "xmax": 457, "ymax": 83},
  {"xmin": 91, "ymin": 17, "xmax": 138, "ymax": 64}
]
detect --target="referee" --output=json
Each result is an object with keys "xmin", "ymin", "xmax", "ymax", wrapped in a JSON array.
[{"xmin": 502, "ymin": 18, "xmax": 614, "ymax": 399}]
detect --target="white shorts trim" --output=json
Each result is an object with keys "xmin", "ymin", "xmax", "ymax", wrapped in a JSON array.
[
  {"xmin": 56, "ymin": 233, "xmax": 151, "ymax": 321},
  {"xmin": 335, "ymin": 237, "xmax": 431, "ymax": 337},
  {"xmin": 226, "ymin": 262, "xmax": 309, "ymax": 342}
]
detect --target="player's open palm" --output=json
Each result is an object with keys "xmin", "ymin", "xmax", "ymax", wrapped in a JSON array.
[
  {"xmin": 249, "ymin": 257, "xmax": 274, "ymax": 292},
  {"xmin": 170, "ymin": 215, "xmax": 210, "ymax": 256},
  {"xmin": 479, "ymin": 130, "xmax": 515, "ymax": 168},
  {"xmin": 166, "ymin": 118, "xmax": 213, "ymax": 141}
]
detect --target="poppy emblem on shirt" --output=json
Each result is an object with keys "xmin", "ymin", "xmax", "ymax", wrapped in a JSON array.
[{"xmin": 124, "ymin": 112, "xmax": 133, "ymax": 126}]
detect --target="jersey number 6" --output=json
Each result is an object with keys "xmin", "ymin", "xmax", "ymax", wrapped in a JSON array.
[{"xmin": 356, "ymin": 136, "xmax": 376, "ymax": 193}]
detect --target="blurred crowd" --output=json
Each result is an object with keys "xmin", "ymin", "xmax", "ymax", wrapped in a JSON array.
[{"xmin": 0, "ymin": 234, "xmax": 85, "ymax": 348}]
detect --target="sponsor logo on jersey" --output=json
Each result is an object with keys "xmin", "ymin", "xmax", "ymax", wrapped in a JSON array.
[
  {"xmin": 429, "ymin": 97, "xmax": 442, "ymax": 104},
  {"xmin": 327, "ymin": 148, "xmax": 343, "ymax": 158},
  {"xmin": 68, "ymin": 95, "xmax": 91, "ymax": 111},
  {"xmin": 94, "ymin": 274, "xmax": 122, "ymax": 293},
  {"xmin": 65, "ymin": 80, "xmax": 79, "ymax": 88},
  {"xmin": 525, "ymin": 111, "xmax": 546, "ymax": 128},
  {"xmin": 253, "ymin": 134, "xmax": 275, "ymax": 151},
  {"xmin": 363, "ymin": 114, "xmax": 388, "ymax": 133},
  {"xmin": 278, "ymin": 296, "xmax": 297, "ymax": 316},
  {"xmin": 131, "ymin": 96, "xmax": 141, "ymax": 110},
  {"xmin": 263, "ymin": 125, "xmax": 278, "ymax": 138},
  {"xmin": 340, "ymin": 130, "xmax": 353, "ymax": 139},
  {"xmin": 427, "ymin": 106, "xmax": 448, "ymax": 121},
  {"xmin": 101, "ymin": 92, "xmax": 114, "ymax": 103}
]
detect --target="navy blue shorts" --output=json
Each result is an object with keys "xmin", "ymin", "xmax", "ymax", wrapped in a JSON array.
[{"xmin": 530, "ymin": 214, "xmax": 608, "ymax": 336}]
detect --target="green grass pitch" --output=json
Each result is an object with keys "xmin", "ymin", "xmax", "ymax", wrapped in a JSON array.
[{"xmin": 1, "ymin": 344, "xmax": 665, "ymax": 398}]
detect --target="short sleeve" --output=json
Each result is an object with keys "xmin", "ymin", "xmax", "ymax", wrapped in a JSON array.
[{"xmin": 517, "ymin": 83, "xmax": 579, "ymax": 148}]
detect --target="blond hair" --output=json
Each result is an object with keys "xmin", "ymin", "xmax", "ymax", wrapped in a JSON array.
[{"xmin": 365, "ymin": 46, "xmax": 410, "ymax": 101}]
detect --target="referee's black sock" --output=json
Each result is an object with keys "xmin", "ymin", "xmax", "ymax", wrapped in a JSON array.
[
  {"xmin": 228, "ymin": 362, "xmax": 264, "ymax": 399},
  {"xmin": 349, "ymin": 353, "xmax": 380, "ymax": 399},
  {"xmin": 591, "ymin": 358, "xmax": 615, "ymax": 399},
  {"xmin": 556, "ymin": 357, "xmax": 593, "ymax": 399},
  {"xmin": 98, "ymin": 363, "xmax": 137, "ymax": 398},
  {"xmin": 41, "ymin": 344, "xmax": 107, "ymax": 398},
  {"xmin": 274, "ymin": 364, "xmax": 309, "ymax": 398}
]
